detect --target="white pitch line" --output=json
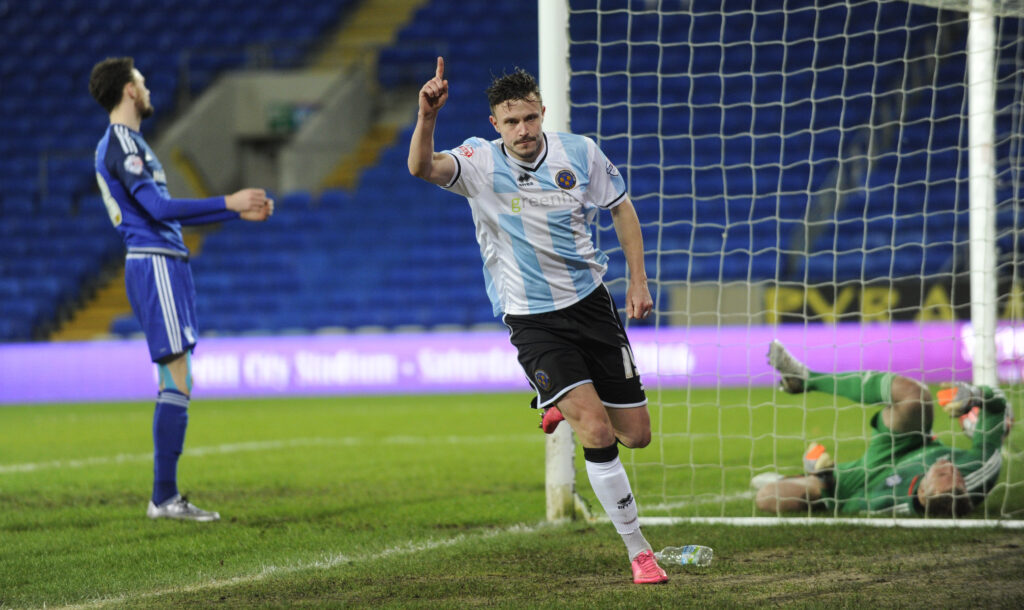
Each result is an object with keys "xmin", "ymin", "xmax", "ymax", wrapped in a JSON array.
[
  {"xmin": 643, "ymin": 490, "xmax": 756, "ymax": 512},
  {"xmin": 0, "ymin": 434, "xmax": 541, "ymax": 475},
  {"xmin": 59, "ymin": 521, "xmax": 549, "ymax": 610},
  {"xmin": 637, "ymin": 515, "xmax": 1024, "ymax": 529}
]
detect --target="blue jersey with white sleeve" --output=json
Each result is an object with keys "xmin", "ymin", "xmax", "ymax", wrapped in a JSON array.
[{"xmin": 94, "ymin": 123, "xmax": 236, "ymax": 257}]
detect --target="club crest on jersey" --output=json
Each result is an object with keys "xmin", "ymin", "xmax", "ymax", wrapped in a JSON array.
[
  {"xmin": 124, "ymin": 154, "xmax": 144, "ymax": 175},
  {"xmin": 457, "ymin": 145, "xmax": 474, "ymax": 157},
  {"xmin": 555, "ymin": 169, "xmax": 577, "ymax": 190},
  {"xmin": 534, "ymin": 369, "xmax": 552, "ymax": 391}
]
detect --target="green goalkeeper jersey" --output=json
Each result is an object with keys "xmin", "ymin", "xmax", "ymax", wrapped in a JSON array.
[{"xmin": 825, "ymin": 386, "xmax": 1009, "ymax": 516}]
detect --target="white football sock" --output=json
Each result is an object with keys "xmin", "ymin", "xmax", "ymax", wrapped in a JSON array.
[{"xmin": 585, "ymin": 455, "xmax": 651, "ymax": 559}]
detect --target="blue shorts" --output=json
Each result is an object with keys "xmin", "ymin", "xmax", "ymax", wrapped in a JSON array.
[{"xmin": 125, "ymin": 253, "xmax": 198, "ymax": 362}]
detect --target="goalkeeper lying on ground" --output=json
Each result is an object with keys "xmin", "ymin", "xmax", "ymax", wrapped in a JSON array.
[{"xmin": 755, "ymin": 340, "xmax": 1013, "ymax": 518}]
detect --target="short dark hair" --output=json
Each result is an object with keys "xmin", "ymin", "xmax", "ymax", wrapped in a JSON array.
[
  {"xmin": 89, "ymin": 57, "xmax": 135, "ymax": 113},
  {"xmin": 921, "ymin": 461, "xmax": 974, "ymax": 518},
  {"xmin": 923, "ymin": 490, "xmax": 974, "ymax": 518},
  {"xmin": 486, "ymin": 68, "xmax": 542, "ymax": 110}
]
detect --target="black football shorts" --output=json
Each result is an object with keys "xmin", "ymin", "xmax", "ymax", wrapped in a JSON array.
[{"xmin": 503, "ymin": 285, "xmax": 647, "ymax": 410}]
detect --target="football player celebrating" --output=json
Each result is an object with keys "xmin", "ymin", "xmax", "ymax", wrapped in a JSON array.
[{"xmin": 408, "ymin": 57, "xmax": 667, "ymax": 584}]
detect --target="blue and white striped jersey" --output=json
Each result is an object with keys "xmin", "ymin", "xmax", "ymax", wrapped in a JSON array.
[
  {"xmin": 95, "ymin": 124, "xmax": 232, "ymax": 258},
  {"xmin": 441, "ymin": 132, "xmax": 627, "ymax": 316}
]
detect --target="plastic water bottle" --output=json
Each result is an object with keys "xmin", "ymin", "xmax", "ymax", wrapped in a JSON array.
[{"xmin": 655, "ymin": 545, "xmax": 714, "ymax": 567}]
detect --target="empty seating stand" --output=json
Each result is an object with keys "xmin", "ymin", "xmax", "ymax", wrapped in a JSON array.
[{"xmin": 0, "ymin": 0, "xmax": 356, "ymax": 341}]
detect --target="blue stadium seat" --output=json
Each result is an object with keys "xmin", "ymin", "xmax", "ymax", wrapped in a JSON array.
[
  {"xmin": 5, "ymin": 0, "xmax": 1001, "ymax": 336},
  {"xmin": 110, "ymin": 315, "xmax": 143, "ymax": 337},
  {"xmin": 2, "ymin": 195, "xmax": 36, "ymax": 216},
  {"xmin": 0, "ymin": 0, "xmax": 367, "ymax": 340}
]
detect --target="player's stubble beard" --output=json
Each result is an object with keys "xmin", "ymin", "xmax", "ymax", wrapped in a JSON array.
[
  {"xmin": 137, "ymin": 96, "xmax": 154, "ymax": 119},
  {"xmin": 513, "ymin": 136, "xmax": 540, "ymax": 161}
]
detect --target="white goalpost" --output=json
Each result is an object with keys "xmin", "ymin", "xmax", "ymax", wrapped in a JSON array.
[
  {"xmin": 966, "ymin": 0, "xmax": 999, "ymax": 388},
  {"xmin": 538, "ymin": 0, "xmax": 584, "ymax": 521},
  {"xmin": 539, "ymin": 0, "xmax": 1024, "ymax": 525}
]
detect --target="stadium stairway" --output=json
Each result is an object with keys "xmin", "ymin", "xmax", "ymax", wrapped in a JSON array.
[
  {"xmin": 0, "ymin": 0, "xmax": 361, "ymax": 343},
  {"xmin": 49, "ymin": 267, "xmax": 131, "ymax": 341},
  {"xmin": 35, "ymin": 0, "xmax": 427, "ymax": 342},
  {"xmin": 310, "ymin": 0, "xmax": 426, "ymax": 190},
  {"xmin": 311, "ymin": 0, "xmax": 427, "ymax": 68},
  {"xmin": 321, "ymin": 123, "xmax": 400, "ymax": 190},
  {"xmin": 51, "ymin": 232, "xmax": 203, "ymax": 341}
]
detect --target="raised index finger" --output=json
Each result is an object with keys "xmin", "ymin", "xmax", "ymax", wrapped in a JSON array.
[{"xmin": 435, "ymin": 56, "xmax": 445, "ymax": 80}]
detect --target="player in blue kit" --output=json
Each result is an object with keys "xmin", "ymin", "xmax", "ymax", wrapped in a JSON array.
[
  {"xmin": 408, "ymin": 58, "xmax": 667, "ymax": 584},
  {"xmin": 89, "ymin": 57, "xmax": 273, "ymax": 521}
]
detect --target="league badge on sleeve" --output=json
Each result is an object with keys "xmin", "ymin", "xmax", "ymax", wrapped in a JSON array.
[
  {"xmin": 124, "ymin": 154, "xmax": 144, "ymax": 175},
  {"xmin": 606, "ymin": 161, "xmax": 620, "ymax": 176}
]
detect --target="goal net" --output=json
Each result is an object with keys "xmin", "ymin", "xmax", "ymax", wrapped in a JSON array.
[{"xmin": 553, "ymin": 0, "xmax": 1024, "ymax": 522}]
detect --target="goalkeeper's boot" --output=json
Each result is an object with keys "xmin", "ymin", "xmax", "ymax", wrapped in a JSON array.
[
  {"xmin": 768, "ymin": 340, "xmax": 809, "ymax": 393},
  {"xmin": 630, "ymin": 550, "xmax": 669, "ymax": 584},
  {"xmin": 540, "ymin": 406, "xmax": 564, "ymax": 434},
  {"xmin": 147, "ymin": 494, "xmax": 220, "ymax": 522}
]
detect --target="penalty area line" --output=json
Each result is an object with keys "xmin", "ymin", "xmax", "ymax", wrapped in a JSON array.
[{"xmin": 60, "ymin": 522, "xmax": 549, "ymax": 609}]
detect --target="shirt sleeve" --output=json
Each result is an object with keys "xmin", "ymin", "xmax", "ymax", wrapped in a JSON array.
[
  {"xmin": 106, "ymin": 139, "xmax": 152, "ymax": 195},
  {"xmin": 970, "ymin": 386, "xmax": 1009, "ymax": 461},
  {"xmin": 103, "ymin": 133, "xmax": 229, "ymax": 221},
  {"xmin": 587, "ymin": 139, "xmax": 628, "ymax": 209},
  {"xmin": 132, "ymin": 181, "xmax": 229, "ymax": 222},
  {"xmin": 441, "ymin": 137, "xmax": 489, "ymax": 198},
  {"xmin": 178, "ymin": 208, "xmax": 242, "ymax": 226}
]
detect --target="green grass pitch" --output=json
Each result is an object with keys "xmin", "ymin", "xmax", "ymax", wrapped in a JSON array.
[{"xmin": 2, "ymin": 388, "xmax": 1024, "ymax": 607}]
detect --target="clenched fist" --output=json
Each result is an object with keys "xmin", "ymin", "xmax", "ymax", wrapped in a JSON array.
[{"xmin": 226, "ymin": 188, "xmax": 273, "ymax": 221}]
